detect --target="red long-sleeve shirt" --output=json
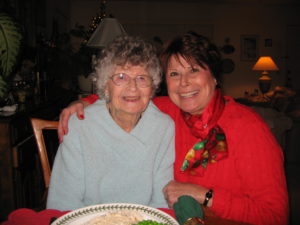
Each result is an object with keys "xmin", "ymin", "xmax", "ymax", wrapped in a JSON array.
[
  {"xmin": 84, "ymin": 94, "xmax": 289, "ymax": 225},
  {"xmin": 153, "ymin": 96, "xmax": 288, "ymax": 225}
]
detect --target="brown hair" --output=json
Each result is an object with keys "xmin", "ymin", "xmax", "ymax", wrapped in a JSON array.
[{"xmin": 160, "ymin": 31, "xmax": 222, "ymax": 83}]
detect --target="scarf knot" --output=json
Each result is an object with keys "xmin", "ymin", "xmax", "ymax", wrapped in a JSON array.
[{"xmin": 180, "ymin": 89, "xmax": 228, "ymax": 176}]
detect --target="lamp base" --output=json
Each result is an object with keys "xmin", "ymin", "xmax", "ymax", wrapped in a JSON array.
[{"xmin": 258, "ymin": 75, "xmax": 271, "ymax": 94}]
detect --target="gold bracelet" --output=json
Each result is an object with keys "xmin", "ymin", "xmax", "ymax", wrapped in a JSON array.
[{"xmin": 184, "ymin": 217, "xmax": 205, "ymax": 225}]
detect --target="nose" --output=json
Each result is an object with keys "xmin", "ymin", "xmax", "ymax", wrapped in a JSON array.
[
  {"xmin": 127, "ymin": 77, "xmax": 138, "ymax": 89},
  {"xmin": 179, "ymin": 73, "xmax": 190, "ymax": 87}
]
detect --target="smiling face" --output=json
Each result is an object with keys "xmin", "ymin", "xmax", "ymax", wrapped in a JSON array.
[
  {"xmin": 105, "ymin": 64, "xmax": 153, "ymax": 118},
  {"xmin": 166, "ymin": 55, "xmax": 217, "ymax": 115}
]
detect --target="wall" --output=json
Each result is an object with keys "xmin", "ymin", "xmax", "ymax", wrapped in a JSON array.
[
  {"xmin": 45, "ymin": 0, "xmax": 71, "ymax": 36},
  {"xmin": 68, "ymin": 0, "xmax": 300, "ymax": 98}
]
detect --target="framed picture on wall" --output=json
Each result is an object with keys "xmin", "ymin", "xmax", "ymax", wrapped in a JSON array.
[{"xmin": 240, "ymin": 35, "xmax": 259, "ymax": 61}]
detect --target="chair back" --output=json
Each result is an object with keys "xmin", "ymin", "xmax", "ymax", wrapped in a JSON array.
[{"xmin": 30, "ymin": 118, "xmax": 58, "ymax": 189}]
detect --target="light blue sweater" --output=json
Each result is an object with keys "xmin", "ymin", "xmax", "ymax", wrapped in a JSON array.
[{"xmin": 47, "ymin": 100, "xmax": 175, "ymax": 211}]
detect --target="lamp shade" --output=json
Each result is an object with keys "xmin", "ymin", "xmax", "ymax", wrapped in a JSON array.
[
  {"xmin": 252, "ymin": 56, "xmax": 279, "ymax": 74},
  {"xmin": 87, "ymin": 18, "xmax": 126, "ymax": 48}
]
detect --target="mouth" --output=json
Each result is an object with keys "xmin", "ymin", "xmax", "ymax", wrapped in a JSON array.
[
  {"xmin": 179, "ymin": 91, "xmax": 199, "ymax": 98},
  {"xmin": 123, "ymin": 96, "xmax": 140, "ymax": 102}
]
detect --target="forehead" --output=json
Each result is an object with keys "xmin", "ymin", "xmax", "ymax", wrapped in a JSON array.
[
  {"xmin": 113, "ymin": 63, "xmax": 148, "ymax": 74},
  {"xmin": 168, "ymin": 55, "xmax": 195, "ymax": 68},
  {"xmin": 168, "ymin": 54, "xmax": 208, "ymax": 70}
]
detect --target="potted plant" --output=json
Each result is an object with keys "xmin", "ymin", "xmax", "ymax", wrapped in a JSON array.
[{"xmin": 0, "ymin": 12, "xmax": 22, "ymax": 100}]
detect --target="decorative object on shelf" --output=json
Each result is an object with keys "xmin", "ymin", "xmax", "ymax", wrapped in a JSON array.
[
  {"xmin": 252, "ymin": 56, "xmax": 279, "ymax": 94},
  {"xmin": 0, "ymin": 13, "xmax": 23, "ymax": 99},
  {"xmin": 220, "ymin": 38, "xmax": 235, "ymax": 54},
  {"xmin": 219, "ymin": 38, "xmax": 235, "ymax": 75},
  {"xmin": 240, "ymin": 86, "xmax": 296, "ymax": 111}
]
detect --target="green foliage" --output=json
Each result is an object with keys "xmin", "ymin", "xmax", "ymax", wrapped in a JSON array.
[
  {"xmin": 134, "ymin": 220, "xmax": 168, "ymax": 225},
  {"xmin": 0, "ymin": 75, "xmax": 6, "ymax": 97},
  {"xmin": 0, "ymin": 13, "xmax": 22, "ymax": 98}
]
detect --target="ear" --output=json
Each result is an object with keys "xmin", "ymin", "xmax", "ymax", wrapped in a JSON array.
[
  {"xmin": 104, "ymin": 87, "xmax": 110, "ymax": 102},
  {"xmin": 150, "ymin": 87, "xmax": 156, "ymax": 99}
]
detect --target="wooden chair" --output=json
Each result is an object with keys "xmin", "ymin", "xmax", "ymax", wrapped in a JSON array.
[{"xmin": 30, "ymin": 118, "xmax": 59, "ymax": 189}]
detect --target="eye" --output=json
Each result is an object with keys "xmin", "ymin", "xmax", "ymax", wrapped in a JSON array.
[
  {"xmin": 169, "ymin": 71, "xmax": 179, "ymax": 77},
  {"xmin": 190, "ymin": 67, "xmax": 200, "ymax": 73},
  {"xmin": 136, "ymin": 75, "xmax": 146, "ymax": 81},
  {"xmin": 118, "ymin": 73, "xmax": 126, "ymax": 80}
]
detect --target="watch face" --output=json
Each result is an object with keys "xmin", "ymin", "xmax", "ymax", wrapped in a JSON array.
[
  {"xmin": 206, "ymin": 190, "xmax": 213, "ymax": 198},
  {"xmin": 203, "ymin": 190, "xmax": 213, "ymax": 206}
]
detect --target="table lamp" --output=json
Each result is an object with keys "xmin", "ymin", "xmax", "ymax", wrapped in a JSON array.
[
  {"xmin": 86, "ymin": 17, "xmax": 126, "ymax": 93},
  {"xmin": 252, "ymin": 56, "xmax": 279, "ymax": 94},
  {"xmin": 86, "ymin": 17, "xmax": 126, "ymax": 48}
]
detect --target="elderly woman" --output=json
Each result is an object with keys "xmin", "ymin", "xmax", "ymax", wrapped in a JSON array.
[
  {"xmin": 46, "ymin": 35, "xmax": 175, "ymax": 211},
  {"xmin": 58, "ymin": 32, "xmax": 288, "ymax": 225}
]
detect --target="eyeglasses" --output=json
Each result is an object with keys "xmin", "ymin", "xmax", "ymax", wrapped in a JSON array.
[{"xmin": 110, "ymin": 73, "xmax": 153, "ymax": 88}]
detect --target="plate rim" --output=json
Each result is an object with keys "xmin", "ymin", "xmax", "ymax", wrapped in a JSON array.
[{"xmin": 51, "ymin": 203, "xmax": 179, "ymax": 225}]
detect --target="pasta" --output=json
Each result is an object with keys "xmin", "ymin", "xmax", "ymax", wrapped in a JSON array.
[{"xmin": 84, "ymin": 210, "xmax": 144, "ymax": 225}]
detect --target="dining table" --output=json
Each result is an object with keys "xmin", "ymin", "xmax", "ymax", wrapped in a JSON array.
[{"xmin": 1, "ymin": 207, "xmax": 251, "ymax": 225}]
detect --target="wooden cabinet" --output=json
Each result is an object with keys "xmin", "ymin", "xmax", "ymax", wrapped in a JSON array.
[{"xmin": 0, "ymin": 102, "xmax": 60, "ymax": 221}]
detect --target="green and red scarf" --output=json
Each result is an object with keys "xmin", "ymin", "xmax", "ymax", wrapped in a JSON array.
[{"xmin": 180, "ymin": 89, "xmax": 228, "ymax": 176}]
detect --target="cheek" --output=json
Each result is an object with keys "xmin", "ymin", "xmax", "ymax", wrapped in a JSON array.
[
  {"xmin": 197, "ymin": 74, "xmax": 216, "ymax": 90},
  {"xmin": 106, "ymin": 85, "xmax": 121, "ymax": 101},
  {"xmin": 166, "ymin": 78, "xmax": 176, "ymax": 94},
  {"xmin": 142, "ymin": 88, "xmax": 153, "ymax": 101},
  {"xmin": 205, "ymin": 78, "xmax": 217, "ymax": 92}
]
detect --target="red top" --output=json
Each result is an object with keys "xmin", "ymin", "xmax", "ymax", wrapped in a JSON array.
[
  {"xmin": 153, "ymin": 96, "xmax": 288, "ymax": 225},
  {"xmin": 82, "ymin": 94, "xmax": 289, "ymax": 225}
]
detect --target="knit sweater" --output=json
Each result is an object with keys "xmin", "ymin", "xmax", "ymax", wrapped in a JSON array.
[
  {"xmin": 153, "ymin": 96, "xmax": 289, "ymax": 225},
  {"xmin": 47, "ymin": 100, "xmax": 175, "ymax": 211}
]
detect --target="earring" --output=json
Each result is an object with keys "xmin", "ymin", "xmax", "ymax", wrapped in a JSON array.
[{"xmin": 104, "ymin": 91, "xmax": 110, "ymax": 102}]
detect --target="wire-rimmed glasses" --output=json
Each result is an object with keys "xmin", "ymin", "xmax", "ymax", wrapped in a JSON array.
[{"xmin": 110, "ymin": 73, "xmax": 153, "ymax": 88}]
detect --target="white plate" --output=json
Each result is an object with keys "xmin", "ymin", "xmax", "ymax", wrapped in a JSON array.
[{"xmin": 51, "ymin": 203, "xmax": 179, "ymax": 225}]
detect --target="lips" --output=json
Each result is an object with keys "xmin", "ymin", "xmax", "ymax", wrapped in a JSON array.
[
  {"xmin": 179, "ymin": 91, "xmax": 199, "ymax": 98},
  {"xmin": 123, "ymin": 96, "xmax": 140, "ymax": 101}
]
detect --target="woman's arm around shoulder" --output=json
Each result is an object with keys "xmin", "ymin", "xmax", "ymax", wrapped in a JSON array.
[{"xmin": 58, "ymin": 94, "xmax": 99, "ymax": 142}]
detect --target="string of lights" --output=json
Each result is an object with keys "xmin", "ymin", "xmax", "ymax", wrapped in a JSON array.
[{"xmin": 88, "ymin": 0, "xmax": 107, "ymax": 36}]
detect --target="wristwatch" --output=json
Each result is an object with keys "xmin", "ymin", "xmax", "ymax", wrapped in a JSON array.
[{"xmin": 203, "ymin": 189, "xmax": 213, "ymax": 206}]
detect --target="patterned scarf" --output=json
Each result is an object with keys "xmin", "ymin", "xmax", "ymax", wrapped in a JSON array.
[{"xmin": 180, "ymin": 89, "xmax": 228, "ymax": 176}]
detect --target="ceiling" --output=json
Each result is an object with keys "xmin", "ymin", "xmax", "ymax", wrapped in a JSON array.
[{"xmin": 107, "ymin": 0, "xmax": 298, "ymax": 4}]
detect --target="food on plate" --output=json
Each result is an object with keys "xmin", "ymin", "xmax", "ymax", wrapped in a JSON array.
[
  {"xmin": 83, "ymin": 210, "xmax": 144, "ymax": 225},
  {"xmin": 134, "ymin": 220, "xmax": 168, "ymax": 225}
]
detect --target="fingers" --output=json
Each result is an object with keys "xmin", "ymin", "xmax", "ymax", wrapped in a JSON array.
[
  {"xmin": 164, "ymin": 194, "xmax": 177, "ymax": 209},
  {"xmin": 163, "ymin": 180, "xmax": 177, "ymax": 208},
  {"xmin": 58, "ymin": 122, "xmax": 64, "ymax": 144},
  {"xmin": 58, "ymin": 109, "xmax": 69, "ymax": 143},
  {"xmin": 57, "ymin": 101, "xmax": 86, "ymax": 143},
  {"xmin": 76, "ymin": 104, "xmax": 85, "ymax": 120}
]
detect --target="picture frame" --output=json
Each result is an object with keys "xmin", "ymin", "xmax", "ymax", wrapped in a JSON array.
[
  {"xmin": 264, "ymin": 38, "xmax": 272, "ymax": 47},
  {"xmin": 240, "ymin": 35, "xmax": 259, "ymax": 61}
]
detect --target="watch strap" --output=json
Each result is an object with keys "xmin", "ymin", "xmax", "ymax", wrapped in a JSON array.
[{"xmin": 203, "ymin": 189, "xmax": 213, "ymax": 206}]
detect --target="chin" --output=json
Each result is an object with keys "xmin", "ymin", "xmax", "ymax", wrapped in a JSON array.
[
  {"xmin": 124, "ymin": 107, "xmax": 145, "ymax": 114},
  {"xmin": 180, "ymin": 104, "xmax": 202, "ymax": 115}
]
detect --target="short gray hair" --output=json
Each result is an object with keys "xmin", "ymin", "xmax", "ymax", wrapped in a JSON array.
[{"xmin": 92, "ymin": 35, "xmax": 162, "ymax": 99}]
